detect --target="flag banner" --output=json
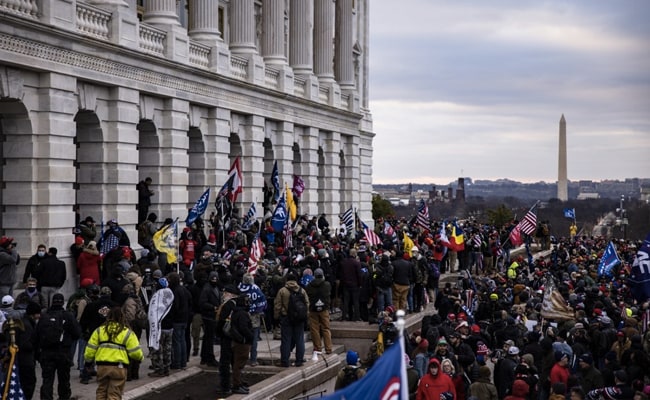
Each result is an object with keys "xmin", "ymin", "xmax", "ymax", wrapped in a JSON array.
[
  {"xmin": 242, "ymin": 202, "xmax": 257, "ymax": 230},
  {"xmin": 509, "ymin": 224, "xmax": 523, "ymax": 247},
  {"xmin": 0, "ymin": 358, "xmax": 25, "ymax": 400},
  {"xmin": 541, "ymin": 277, "xmax": 575, "ymax": 321},
  {"xmin": 321, "ymin": 327, "xmax": 408, "ymax": 400},
  {"xmin": 384, "ymin": 221, "xmax": 397, "ymax": 241},
  {"xmin": 451, "ymin": 222, "xmax": 465, "ymax": 251},
  {"xmin": 148, "ymin": 287, "xmax": 174, "ymax": 351},
  {"xmin": 628, "ymin": 232, "xmax": 650, "ymax": 303},
  {"xmin": 598, "ymin": 241, "xmax": 621, "ymax": 278},
  {"xmin": 271, "ymin": 194, "xmax": 288, "ymax": 234},
  {"xmin": 341, "ymin": 207, "xmax": 354, "ymax": 234},
  {"xmin": 286, "ymin": 183, "xmax": 297, "ymax": 222},
  {"xmin": 292, "ymin": 175, "xmax": 305, "ymax": 198},
  {"xmin": 271, "ymin": 160, "xmax": 280, "ymax": 202},
  {"xmin": 361, "ymin": 220, "xmax": 382, "ymax": 247},
  {"xmin": 563, "ymin": 208, "xmax": 576, "ymax": 220},
  {"xmin": 472, "ymin": 232, "xmax": 482, "ymax": 249},
  {"xmin": 153, "ymin": 219, "xmax": 178, "ymax": 264},
  {"xmin": 416, "ymin": 199, "xmax": 430, "ymax": 229},
  {"xmin": 217, "ymin": 157, "xmax": 243, "ymax": 202},
  {"xmin": 283, "ymin": 217, "xmax": 294, "ymax": 249},
  {"xmin": 248, "ymin": 233, "xmax": 265, "ymax": 275},
  {"xmin": 517, "ymin": 205, "xmax": 538, "ymax": 236},
  {"xmin": 403, "ymin": 233, "xmax": 415, "ymax": 257},
  {"xmin": 185, "ymin": 188, "xmax": 210, "ymax": 226}
]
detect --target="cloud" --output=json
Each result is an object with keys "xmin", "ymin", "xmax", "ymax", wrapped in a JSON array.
[{"xmin": 369, "ymin": 1, "xmax": 650, "ymax": 184}]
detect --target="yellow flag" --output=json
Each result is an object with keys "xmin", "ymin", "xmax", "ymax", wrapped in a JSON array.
[
  {"xmin": 286, "ymin": 183, "xmax": 297, "ymax": 222},
  {"xmin": 403, "ymin": 233, "xmax": 414, "ymax": 257},
  {"xmin": 153, "ymin": 220, "xmax": 178, "ymax": 264}
]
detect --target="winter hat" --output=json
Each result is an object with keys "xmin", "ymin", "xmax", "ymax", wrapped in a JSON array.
[
  {"xmin": 346, "ymin": 350, "xmax": 359, "ymax": 366},
  {"xmin": 100, "ymin": 286, "xmax": 112, "ymax": 295},
  {"xmin": 80, "ymin": 278, "xmax": 94, "ymax": 288},
  {"xmin": 455, "ymin": 321, "xmax": 469, "ymax": 330},
  {"xmin": 437, "ymin": 337, "xmax": 448, "ymax": 346},
  {"xmin": 599, "ymin": 316, "xmax": 612, "ymax": 326},
  {"xmin": 317, "ymin": 249, "xmax": 328, "ymax": 258},
  {"xmin": 209, "ymin": 271, "xmax": 219, "ymax": 281},
  {"xmin": 152, "ymin": 270, "xmax": 163, "ymax": 279},
  {"xmin": 476, "ymin": 341, "xmax": 489, "ymax": 356},
  {"xmin": 224, "ymin": 285, "xmax": 240, "ymax": 295},
  {"xmin": 521, "ymin": 353, "xmax": 534, "ymax": 367},
  {"xmin": 314, "ymin": 268, "xmax": 324, "ymax": 278},
  {"xmin": 87, "ymin": 241, "xmax": 97, "ymax": 250},
  {"xmin": 52, "ymin": 293, "xmax": 65, "ymax": 307},
  {"xmin": 158, "ymin": 278, "xmax": 168, "ymax": 288},
  {"xmin": 75, "ymin": 236, "xmax": 84, "ymax": 245},
  {"xmin": 418, "ymin": 339, "xmax": 429, "ymax": 350},
  {"xmin": 578, "ymin": 353, "xmax": 593, "ymax": 365},
  {"xmin": 554, "ymin": 350, "xmax": 569, "ymax": 362},
  {"xmin": 1, "ymin": 295, "xmax": 14, "ymax": 306},
  {"xmin": 479, "ymin": 365, "xmax": 491, "ymax": 379},
  {"xmin": 614, "ymin": 370, "xmax": 628, "ymax": 383},
  {"xmin": 508, "ymin": 346, "xmax": 520, "ymax": 356}
]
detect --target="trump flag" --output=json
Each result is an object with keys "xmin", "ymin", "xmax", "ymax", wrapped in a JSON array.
[
  {"xmin": 185, "ymin": 188, "xmax": 210, "ymax": 226},
  {"xmin": 629, "ymin": 232, "xmax": 650, "ymax": 303},
  {"xmin": 321, "ymin": 329, "xmax": 408, "ymax": 400},
  {"xmin": 597, "ymin": 241, "xmax": 620, "ymax": 278}
]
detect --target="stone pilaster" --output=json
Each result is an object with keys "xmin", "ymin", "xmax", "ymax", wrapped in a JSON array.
[
  {"xmin": 40, "ymin": 0, "xmax": 76, "ymax": 31},
  {"xmin": 238, "ymin": 115, "xmax": 266, "ymax": 207},
  {"xmin": 157, "ymin": 98, "xmax": 190, "ymax": 219},
  {"xmin": 335, "ymin": 0, "xmax": 354, "ymax": 90},
  {"xmin": 358, "ymin": 131, "xmax": 373, "ymax": 223},
  {"xmin": 340, "ymin": 133, "xmax": 360, "ymax": 212},
  {"xmin": 230, "ymin": 0, "xmax": 265, "ymax": 85},
  {"xmin": 299, "ymin": 127, "xmax": 320, "ymax": 217},
  {"xmin": 320, "ymin": 131, "xmax": 341, "ymax": 218}
]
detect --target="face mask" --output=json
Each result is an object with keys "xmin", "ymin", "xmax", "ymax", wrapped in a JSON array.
[
  {"xmin": 37, "ymin": 251, "xmax": 45, "ymax": 257},
  {"xmin": 27, "ymin": 287, "xmax": 37, "ymax": 293},
  {"xmin": 210, "ymin": 280, "xmax": 218, "ymax": 287}
]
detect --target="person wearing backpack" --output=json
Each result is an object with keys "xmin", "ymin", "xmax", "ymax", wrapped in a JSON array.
[
  {"xmin": 334, "ymin": 350, "xmax": 366, "ymax": 390},
  {"xmin": 306, "ymin": 268, "xmax": 332, "ymax": 355},
  {"xmin": 36, "ymin": 293, "xmax": 81, "ymax": 400},
  {"xmin": 273, "ymin": 273, "xmax": 309, "ymax": 367}
]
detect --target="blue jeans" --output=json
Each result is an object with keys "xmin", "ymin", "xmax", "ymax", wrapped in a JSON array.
[
  {"xmin": 376, "ymin": 287, "xmax": 392, "ymax": 315},
  {"xmin": 407, "ymin": 284, "xmax": 414, "ymax": 312},
  {"xmin": 250, "ymin": 326, "xmax": 260, "ymax": 362},
  {"xmin": 171, "ymin": 322, "xmax": 187, "ymax": 369},
  {"xmin": 279, "ymin": 317, "xmax": 305, "ymax": 366}
]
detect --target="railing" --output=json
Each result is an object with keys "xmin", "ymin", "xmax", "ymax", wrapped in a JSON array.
[
  {"xmin": 264, "ymin": 67, "xmax": 279, "ymax": 89},
  {"xmin": 0, "ymin": 0, "xmax": 38, "ymax": 19},
  {"xmin": 318, "ymin": 85, "xmax": 329, "ymax": 103},
  {"xmin": 76, "ymin": 3, "xmax": 111, "ymax": 40},
  {"xmin": 294, "ymin": 76, "xmax": 306, "ymax": 97},
  {"xmin": 189, "ymin": 41, "xmax": 210, "ymax": 69},
  {"xmin": 139, "ymin": 24, "xmax": 166, "ymax": 56},
  {"xmin": 230, "ymin": 55, "xmax": 248, "ymax": 80}
]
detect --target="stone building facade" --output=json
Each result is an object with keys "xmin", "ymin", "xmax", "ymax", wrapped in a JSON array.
[{"xmin": 0, "ymin": 0, "xmax": 373, "ymax": 291}]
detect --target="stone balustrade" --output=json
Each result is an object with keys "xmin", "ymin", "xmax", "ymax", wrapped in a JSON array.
[
  {"xmin": 0, "ymin": 0, "xmax": 38, "ymax": 19},
  {"xmin": 139, "ymin": 24, "xmax": 166, "ymax": 56},
  {"xmin": 230, "ymin": 54, "xmax": 248, "ymax": 80},
  {"xmin": 188, "ymin": 41, "xmax": 210, "ymax": 69},
  {"xmin": 264, "ymin": 67, "xmax": 280, "ymax": 90},
  {"xmin": 294, "ymin": 75, "xmax": 306, "ymax": 97},
  {"xmin": 341, "ymin": 93, "xmax": 349, "ymax": 110},
  {"xmin": 76, "ymin": 2, "xmax": 111, "ymax": 40},
  {"xmin": 318, "ymin": 85, "xmax": 329, "ymax": 103}
]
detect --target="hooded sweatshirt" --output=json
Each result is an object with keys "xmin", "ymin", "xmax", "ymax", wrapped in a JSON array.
[
  {"xmin": 415, "ymin": 358, "xmax": 456, "ymax": 400},
  {"xmin": 504, "ymin": 379, "xmax": 529, "ymax": 400}
]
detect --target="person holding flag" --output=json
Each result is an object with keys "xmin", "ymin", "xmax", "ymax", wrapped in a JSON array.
[
  {"xmin": 185, "ymin": 188, "xmax": 210, "ymax": 227},
  {"xmin": 153, "ymin": 218, "xmax": 179, "ymax": 272}
]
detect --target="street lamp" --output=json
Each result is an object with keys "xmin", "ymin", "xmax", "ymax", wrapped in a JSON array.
[{"xmin": 615, "ymin": 195, "xmax": 628, "ymax": 240}]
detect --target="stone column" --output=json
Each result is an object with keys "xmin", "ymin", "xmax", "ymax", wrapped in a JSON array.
[
  {"xmin": 340, "ymin": 133, "xmax": 360, "ymax": 213},
  {"xmin": 334, "ymin": 0, "xmax": 354, "ymax": 90},
  {"xmin": 314, "ymin": 0, "xmax": 340, "ymax": 106},
  {"xmin": 188, "ymin": 0, "xmax": 230, "ymax": 74},
  {"xmin": 157, "ymin": 98, "xmax": 190, "ymax": 218},
  {"xmin": 290, "ymin": 0, "xmax": 319, "ymax": 100},
  {"xmin": 299, "ymin": 127, "xmax": 320, "ymax": 217},
  {"xmin": 262, "ymin": 0, "xmax": 294, "ymax": 93},
  {"xmin": 143, "ymin": 0, "xmax": 189, "ymax": 64},
  {"xmin": 230, "ymin": 0, "xmax": 265, "ymax": 85},
  {"xmin": 238, "ymin": 115, "xmax": 266, "ymax": 206}
]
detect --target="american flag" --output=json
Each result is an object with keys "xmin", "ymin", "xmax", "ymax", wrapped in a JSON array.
[
  {"xmin": 283, "ymin": 218, "xmax": 294, "ymax": 249},
  {"xmin": 384, "ymin": 221, "xmax": 397, "ymax": 241},
  {"xmin": 222, "ymin": 248, "xmax": 233, "ymax": 261},
  {"xmin": 0, "ymin": 360, "xmax": 25, "ymax": 399},
  {"xmin": 517, "ymin": 205, "xmax": 538, "ymax": 236},
  {"xmin": 416, "ymin": 199, "xmax": 430, "ymax": 229},
  {"xmin": 473, "ymin": 233, "xmax": 482, "ymax": 249},
  {"xmin": 361, "ymin": 220, "xmax": 382, "ymax": 247},
  {"xmin": 248, "ymin": 233, "xmax": 264, "ymax": 275},
  {"xmin": 242, "ymin": 202, "xmax": 257, "ymax": 230}
]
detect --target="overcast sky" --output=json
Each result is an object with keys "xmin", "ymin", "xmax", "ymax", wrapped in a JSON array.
[{"xmin": 369, "ymin": 1, "xmax": 650, "ymax": 185}]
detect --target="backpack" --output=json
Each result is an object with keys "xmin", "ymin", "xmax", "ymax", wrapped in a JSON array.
[
  {"xmin": 138, "ymin": 221, "xmax": 151, "ymax": 247},
  {"xmin": 374, "ymin": 263, "xmax": 393, "ymax": 288},
  {"xmin": 287, "ymin": 289, "xmax": 308, "ymax": 323},
  {"xmin": 429, "ymin": 262, "xmax": 440, "ymax": 280},
  {"xmin": 39, "ymin": 311, "xmax": 65, "ymax": 348},
  {"xmin": 66, "ymin": 292, "xmax": 88, "ymax": 318},
  {"xmin": 340, "ymin": 367, "xmax": 360, "ymax": 388}
]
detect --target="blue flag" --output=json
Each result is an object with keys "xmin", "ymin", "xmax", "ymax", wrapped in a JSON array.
[
  {"xmin": 563, "ymin": 208, "xmax": 576, "ymax": 219},
  {"xmin": 186, "ymin": 188, "xmax": 210, "ymax": 226},
  {"xmin": 271, "ymin": 194, "xmax": 287, "ymax": 233},
  {"xmin": 271, "ymin": 160, "xmax": 280, "ymax": 203},
  {"xmin": 598, "ymin": 241, "xmax": 620, "ymax": 278},
  {"xmin": 321, "ymin": 329, "xmax": 408, "ymax": 400},
  {"xmin": 0, "ymin": 358, "xmax": 25, "ymax": 399},
  {"xmin": 628, "ymin": 232, "xmax": 650, "ymax": 303}
]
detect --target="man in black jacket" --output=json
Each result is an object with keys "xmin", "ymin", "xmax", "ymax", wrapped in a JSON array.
[
  {"xmin": 391, "ymin": 251, "xmax": 413, "ymax": 312},
  {"xmin": 229, "ymin": 295, "xmax": 253, "ymax": 395},
  {"xmin": 198, "ymin": 271, "xmax": 221, "ymax": 366},
  {"xmin": 36, "ymin": 294, "xmax": 81, "ymax": 400},
  {"xmin": 168, "ymin": 272, "xmax": 190, "ymax": 370},
  {"xmin": 38, "ymin": 248, "xmax": 67, "ymax": 308}
]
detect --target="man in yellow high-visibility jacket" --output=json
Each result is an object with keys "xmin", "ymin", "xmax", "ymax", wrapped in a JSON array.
[{"xmin": 84, "ymin": 306, "xmax": 144, "ymax": 400}]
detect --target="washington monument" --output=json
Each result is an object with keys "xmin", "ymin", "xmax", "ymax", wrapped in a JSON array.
[{"xmin": 558, "ymin": 114, "xmax": 568, "ymax": 201}]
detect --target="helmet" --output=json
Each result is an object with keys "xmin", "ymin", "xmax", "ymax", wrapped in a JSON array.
[
  {"xmin": 87, "ymin": 284, "xmax": 100, "ymax": 296},
  {"xmin": 489, "ymin": 293, "xmax": 499, "ymax": 301}
]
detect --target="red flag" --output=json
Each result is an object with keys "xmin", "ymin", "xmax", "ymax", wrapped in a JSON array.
[
  {"xmin": 247, "ymin": 233, "xmax": 264, "ymax": 275},
  {"xmin": 217, "ymin": 157, "xmax": 243, "ymax": 203},
  {"xmin": 509, "ymin": 225, "xmax": 523, "ymax": 247}
]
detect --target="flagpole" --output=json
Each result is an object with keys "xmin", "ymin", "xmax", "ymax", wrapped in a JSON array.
[
  {"xmin": 174, "ymin": 217, "xmax": 180, "ymax": 275},
  {"xmin": 503, "ymin": 200, "xmax": 540, "ymax": 249}
]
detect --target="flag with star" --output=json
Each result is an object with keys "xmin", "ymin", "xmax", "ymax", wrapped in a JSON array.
[{"xmin": 0, "ymin": 359, "xmax": 26, "ymax": 400}]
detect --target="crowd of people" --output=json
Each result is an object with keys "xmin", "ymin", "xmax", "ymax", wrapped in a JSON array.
[{"xmin": 0, "ymin": 199, "xmax": 649, "ymax": 399}]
